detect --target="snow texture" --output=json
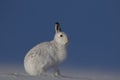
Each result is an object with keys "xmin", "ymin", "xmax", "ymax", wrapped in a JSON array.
[{"xmin": 0, "ymin": 65, "xmax": 120, "ymax": 80}]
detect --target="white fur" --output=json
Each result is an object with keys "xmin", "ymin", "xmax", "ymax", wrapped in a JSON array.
[{"xmin": 24, "ymin": 22, "xmax": 69, "ymax": 76}]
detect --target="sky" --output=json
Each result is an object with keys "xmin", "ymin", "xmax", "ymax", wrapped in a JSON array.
[{"xmin": 0, "ymin": 0, "xmax": 120, "ymax": 70}]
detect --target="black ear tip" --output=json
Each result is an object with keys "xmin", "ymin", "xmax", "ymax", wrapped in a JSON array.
[
  {"xmin": 55, "ymin": 22, "xmax": 60, "ymax": 25},
  {"xmin": 55, "ymin": 22, "xmax": 61, "ymax": 32}
]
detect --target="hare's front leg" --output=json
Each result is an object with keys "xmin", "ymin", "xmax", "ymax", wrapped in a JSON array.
[{"xmin": 53, "ymin": 65, "xmax": 60, "ymax": 76}]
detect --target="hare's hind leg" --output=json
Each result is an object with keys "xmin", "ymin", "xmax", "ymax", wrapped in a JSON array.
[
  {"xmin": 37, "ymin": 68, "xmax": 47, "ymax": 76},
  {"xmin": 38, "ymin": 67, "xmax": 53, "ymax": 76}
]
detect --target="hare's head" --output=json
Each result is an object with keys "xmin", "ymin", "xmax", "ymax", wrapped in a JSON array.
[{"xmin": 54, "ymin": 22, "xmax": 69, "ymax": 45}]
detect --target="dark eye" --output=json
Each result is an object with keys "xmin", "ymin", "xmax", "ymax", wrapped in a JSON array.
[{"xmin": 60, "ymin": 34, "xmax": 63, "ymax": 37}]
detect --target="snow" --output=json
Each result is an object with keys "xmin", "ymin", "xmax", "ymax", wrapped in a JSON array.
[{"xmin": 0, "ymin": 65, "xmax": 120, "ymax": 80}]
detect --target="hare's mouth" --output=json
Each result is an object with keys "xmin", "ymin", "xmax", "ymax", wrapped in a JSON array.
[{"xmin": 65, "ymin": 41, "xmax": 69, "ymax": 45}]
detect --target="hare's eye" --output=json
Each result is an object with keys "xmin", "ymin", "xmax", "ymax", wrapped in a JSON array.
[{"xmin": 60, "ymin": 34, "xmax": 63, "ymax": 37}]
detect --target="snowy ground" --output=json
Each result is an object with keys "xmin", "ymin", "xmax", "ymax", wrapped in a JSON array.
[{"xmin": 0, "ymin": 65, "xmax": 120, "ymax": 80}]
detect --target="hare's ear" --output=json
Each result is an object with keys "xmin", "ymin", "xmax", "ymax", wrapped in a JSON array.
[{"xmin": 55, "ymin": 22, "xmax": 61, "ymax": 33}]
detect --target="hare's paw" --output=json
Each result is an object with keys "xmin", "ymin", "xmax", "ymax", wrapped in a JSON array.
[{"xmin": 54, "ymin": 71, "xmax": 60, "ymax": 77}]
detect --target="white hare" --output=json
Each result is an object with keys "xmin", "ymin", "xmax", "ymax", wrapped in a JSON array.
[{"xmin": 24, "ymin": 22, "xmax": 69, "ymax": 76}]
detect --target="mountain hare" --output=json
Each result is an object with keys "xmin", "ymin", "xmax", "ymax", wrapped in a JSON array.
[{"xmin": 24, "ymin": 22, "xmax": 69, "ymax": 76}]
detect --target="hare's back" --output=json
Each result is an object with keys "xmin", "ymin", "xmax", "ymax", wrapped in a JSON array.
[{"xmin": 25, "ymin": 41, "xmax": 55, "ymax": 60}]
